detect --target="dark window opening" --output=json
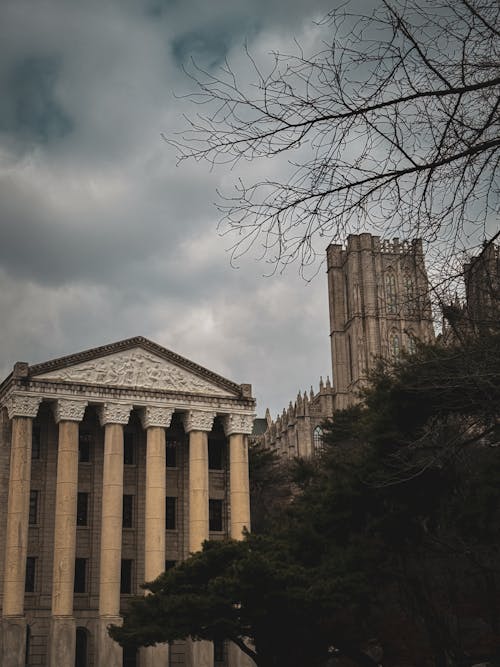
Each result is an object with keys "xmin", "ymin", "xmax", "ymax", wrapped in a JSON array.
[
  {"xmin": 209, "ymin": 499, "xmax": 223, "ymax": 532},
  {"xmin": 208, "ymin": 438, "xmax": 224, "ymax": 470},
  {"xmin": 166, "ymin": 497, "xmax": 176, "ymax": 530},
  {"xmin": 123, "ymin": 645, "xmax": 138, "ymax": 667},
  {"xmin": 79, "ymin": 431, "xmax": 92, "ymax": 463},
  {"xmin": 123, "ymin": 495, "xmax": 134, "ymax": 529},
  {"xmin": 25, "ymin": 557, "xmax": 36, "ymax": 593},
  {"xmin": 25, "ymin": 625, "xmax": 31, "ymax": 667},
  {"xmin": 120, "ymin": 559, "xmax": 133, "ymax": 594},
  {"xmin": 31, "ymin": 426, "xmax": 41, "ymax": 459},
  {"xmin": 124, "ymin": 433, "xmax": 135, "ymax": 465},
  {"xmin": 29, "ymin": 490, "xmax": 38, "ymax": 525},
  {"xmin": 77, "ymin": 492, "xmax": 89, "ymax": 527},
  {"xmin": 165, "ymin": 560, "xmax": 177, "ymax": 571},
  {"xmin": 166, "ymin": 441, "xmax": 177, "ymax": 468},
  {"xmin": 74, "ymin": 558, "xmax": 87, "ymax": 593},
  {"xmin": 75, "ymin": 627, "xmax": 89, "ymax": 667},
  {"xmin": 214, "ymin": 639, "xmax": 225, "ymax": 663}
]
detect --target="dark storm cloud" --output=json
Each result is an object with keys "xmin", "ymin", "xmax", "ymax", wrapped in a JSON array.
[{"xmin": 0, "ymin": 55, "xmax": 73, "ymax": 146}]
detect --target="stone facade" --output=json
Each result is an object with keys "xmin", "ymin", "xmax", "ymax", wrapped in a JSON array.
[
  {"xmin": 0, "ymin": 337, "xmax": 255, "ymax": 667},
  {"xmin": 443, "ymin": 242, "xmax": 500, "ymax": 342},
  {"xmin": 262, "ymin": 233, "xmax": 435, "ymax": 456}
]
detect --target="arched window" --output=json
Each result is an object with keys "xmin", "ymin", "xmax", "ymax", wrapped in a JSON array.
[
  {"xmin": 313, "ymin": 426, "xmax": 323, "ymax": 451},
  {"xmin": 390, "ymin": 333, "xmax": 400, "ymax": 359},
  {"xmin": 407, "ymin": 332, "xmax": 417, "ymax": 355},
  {"xmin": 385, "ymin": 271, "xmax": 397, "ymax": 314},
  {"xmin": 404, "ymin": 272, "xmax": 416, "ymax": 316}
]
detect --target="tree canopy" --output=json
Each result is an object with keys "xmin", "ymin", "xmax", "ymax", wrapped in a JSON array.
[{"xmin": 168, "ymin": 0, "xmax": 500, "ymax": 276}]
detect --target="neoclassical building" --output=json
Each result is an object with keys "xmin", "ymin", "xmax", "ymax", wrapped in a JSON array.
[
  {"xmin": 0, "ymin": 337, "xmax": 255, "ymax": 667},
  {"xmin": 261, "ymin": 234, "xmax": 435, "ymax": 456}
]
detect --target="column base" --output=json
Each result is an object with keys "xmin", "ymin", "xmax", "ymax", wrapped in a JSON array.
[
  {"xmin": 97, "ymin": 616, "xmax": 122, "ymax": 667},
  {"xmin": 48, "ymin": 616, "xmax": 76, "ymax": 667},
  {"xmin": 140, "ymin": 643, "xmax": 169, "ymax": 667},
  {"xmin": 1, "ymin": 616, "xmax": 27, "ymax": 667},
  {"xmin": 187, "ymin": 638, "xmax": 213, "ymax": 667}
]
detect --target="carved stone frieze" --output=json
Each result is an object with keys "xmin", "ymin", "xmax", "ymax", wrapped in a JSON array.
[
  {"xmin": 6, "ymin": 394, "xmax": 42, "ymax": 420},
  {"xmin": 98, "ymin": 403, "xmax": 133, "ymax": 426},
  {"xmin": 34, "ymin": 348, "xmax": 234, "ymax": 397},
  {"xmin": 181, "ymin": 410, "xmax": 216, "ymax": 433},
  {"xmin": 221, "ymin": 413, "xmax": 255, "ymax": 436},
  {"xmin": 52, "ymin": 399, "xmax": 88, "ymax": 423},
  {"xmin": 140, "ymin": 406, "xmax": 174, "ymax": 430}
]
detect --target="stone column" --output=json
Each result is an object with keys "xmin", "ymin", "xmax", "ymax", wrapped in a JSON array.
[
  {"xmin": 48, "ymin": 399, "xmax": 88, "ymax": 667},
  {"xmin": 96, "ymin": 402, "xmax": 132, "ymax": 667},
  {"xmin": 222, "ymin": 415, "xmax": 254, "ymax": 539},
  {"xmin": 223, "ymin": 414, "xmax": 256, "ymax": 667},
  {"xmin": 2, "ymin": 394, "xmax": 41, "ymax": 667},
  {"xmin": 139, "ymin": 406, "xmax": 173, "ymax": 667},
  {"xmin": 182, "ymin": 410, "xmax": 216, "ymax": 667}
]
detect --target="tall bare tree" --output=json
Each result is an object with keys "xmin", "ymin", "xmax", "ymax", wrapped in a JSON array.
[{"xmin": 168, "ymin": 0, "xmax": 500, "ymax": 277}]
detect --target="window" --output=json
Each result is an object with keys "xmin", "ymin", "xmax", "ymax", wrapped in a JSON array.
[
  {"xmin": 77, "ymin": 492, "xmax": 89, "ymax": 527},
  {"xmin": 123, "ymin": 495, "xmax": 134, "ymax": 529},
  {"xmin": 79, "ymin": 431, "xmax": 92, "ymax": 463},
  {"xmin": 120, "ymin": 559, "xmax": 133, "ymax": 594},
  {"xmin": 385, "ymin": 271, "xmax": 397, "ymax": 314},
  {"xmin": 313, "ymin": 426, "xmax": 323, "ymax": 452},
  {"xmin": 74, "ymin": 558, "xmax": 87, "ymax": 593},
  {"xmin": 209, "ymin": 499, "xmax": 223, "ymax": 532},
  {"xmin": 75, "ymin": 627, "xmax": 89, "ymax": 667},
  {"xmin": 123, "ymin": 645, "xmax": 138, "ymax": 667},
  {"xmin": 407, "ymin": 333, "xmax": 417, "ymax": 355},
  {"xmin": 25, "ymin": 625, "xmax": 31, "ymax": 667},
  {"xmin": 165, "ymin": 560, "xmax": 177, "ymax": 571},
  {"xmin": 31, "ymin": 426, "xmax": 41, "ymax": 459},
  {"xmin": 208, "ymin": 438, "xmax": 224, "ymax": 470},
  {"xmin": 25, "ymin": 557, "xmax": 36, "ymax": 592},
  {"xmin": 29, "ymin": 490, "xmax": 38, "ymax": 525},
  {"xmin": 390, "ymin": 333, "xmax": 401, "ymax": 359},
  {"xmin": 404, "ymin": 272, "xmax": 416, "ymax": 316},
  {"xmin": 166, "ymin": 497, "xmax": 176, "ymax": 530},
  {"xmin": 124, "ymin": 433, "xmax": 135, "ymax": 465},
  {"xmin": 214, "ymin": 640, "xmax": 226, "ymax": 663},
  {"xmin": 166, "ymin": 440, "xmax": 177, "ymax": 468}
]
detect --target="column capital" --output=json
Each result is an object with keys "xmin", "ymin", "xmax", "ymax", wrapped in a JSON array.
[
  {"xmin": 139, "ymin": 406, "xmax": 174, "ymax": 430},
  {"xmin": 98, "ymin": 402, "xmax": 132, "ymax": 426},
  {"xmin": 5, "ymin": 393, "xmax": 42, "ymax": 420},
  {"xmin": 221, "ymin": 413, "xmax": 255, "ymax": 436},
  {"xmin": 52, "ymin": 399, "xmax": 88, "ymax": 424},
  {"xmin": 182, "ymin": 410, "xmax": 216, "ymax": 433}
]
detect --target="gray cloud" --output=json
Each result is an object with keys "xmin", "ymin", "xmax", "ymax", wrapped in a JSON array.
[{"xmin": 0, "ymin": 0, "xmax": 336, "ymax": 416}]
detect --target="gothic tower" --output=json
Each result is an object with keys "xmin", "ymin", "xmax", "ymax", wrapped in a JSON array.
[{"xmin": 327, "ymin": 234, "xmax": 434, "ymax": 409}]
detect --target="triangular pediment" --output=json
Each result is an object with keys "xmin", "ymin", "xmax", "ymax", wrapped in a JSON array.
[{"xmin": 30, "ymin": 337, "xmax": 240, "ymax": 397}]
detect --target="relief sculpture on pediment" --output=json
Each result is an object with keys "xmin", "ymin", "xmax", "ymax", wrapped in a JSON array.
[{"xmin": 36, "ymin": 349, "xmax": 232, "ymax": 396}]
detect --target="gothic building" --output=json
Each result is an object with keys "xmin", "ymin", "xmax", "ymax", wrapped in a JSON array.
[
  {"xmin": 0, "ymin": 337, "xmax": 255, "ymax": 667},
  {"xmin": 261, "ymin": 233, "xmax": 435, "ymax": 457},
  {"xmin": 443, "ymin": 241, "xmax": 500, "ymax": 341}
]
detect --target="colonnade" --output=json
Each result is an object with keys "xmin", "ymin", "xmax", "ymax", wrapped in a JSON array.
[{"xmin": 1, "ymin": 393, "xmax": 252, "ymax": 667}]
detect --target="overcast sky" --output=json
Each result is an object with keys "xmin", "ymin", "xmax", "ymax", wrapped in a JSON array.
[{"xmin": 0, "ymin": 0, "xmax": 350, "ymax": 417}]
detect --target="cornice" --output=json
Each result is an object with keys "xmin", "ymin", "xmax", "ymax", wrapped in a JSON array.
[{"xmin": 5, "ymin": 380, "xmax": 255, "ymax": 412}]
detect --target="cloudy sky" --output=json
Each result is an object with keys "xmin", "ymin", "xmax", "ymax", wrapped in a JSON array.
[{"xmin": 0, "ymin": 0, "xmax": 349, "ymax": 417}]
